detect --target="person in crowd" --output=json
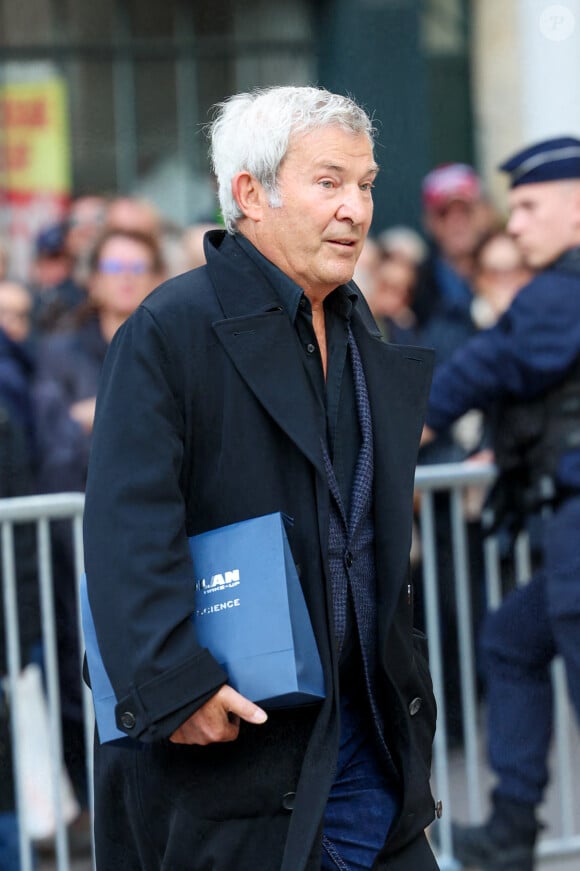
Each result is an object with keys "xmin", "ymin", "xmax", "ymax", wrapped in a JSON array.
[
  {"xmin": 0, "ymin": 281, "xmax": 36, "ymax": 458},
  {"xmin": 423, "ymin": 136, "xmax": 580, "ymax": 871},
  {"xmin": 29, "ymin": 223, "xmax": 87, "ymax": 335},
  {"xmin": 414, "ymin": 162, "xmax": 499, "ymax": 365},
  {"xmin": 470, "ymin": 229, "xmax": 533, "ymax": 330},
  {"xmin": 64, "ymin": 194, "xmax": 108, "ymax": 286},
  {"xmin": 105, "ymin": 195, "xmax": 162, "ymax": 239},
  {"xmin": 449, "ymin": 230, "xmax": 534, "ymax": 463},
  {"xmin": 34, "ymin": 227, "xmax": 165, "ymax": 486},
  {"xmin": 0, "ymin": 298, "xmax": 39, "ymax": 870},
  {"xmin": 182, "ymin": 221, "xmax": 222, "ymax": 271},
  {"xmin": 0, "ymin": 280, "xmax": 34, "ymax": 347},
  {"xmin": 352, "ymin": 235, "xmax": 381, "ymax": 307},
  {"xmin": 377, "ymin": 225, "xmax": 428, "ymax": 271},
  {"xmin": 83, "ymin": 85, "xmax": 439, "ymax": 871},
  {"xmin": 104, "ymin": 195, "xmax": 186, "ymax": 277},
  {"xmin": 369, "ymin": 257, "xmax": 419, "ymax": 344},
  {"xmin": 410, "ymin": 169, "xmax": 496, "ymax": 745},
  {"xmin": 32, "ymin": 227, "xmax": 165, "ymax": 835},
  {"xmin": 456, "ymin": 230, "xmax": 533, "ymax": 463}
]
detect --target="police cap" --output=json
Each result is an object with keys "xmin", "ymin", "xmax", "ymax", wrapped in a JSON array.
[{"xmin": 500, "ymin": 136, "xmax": 580, "ymax": 188}]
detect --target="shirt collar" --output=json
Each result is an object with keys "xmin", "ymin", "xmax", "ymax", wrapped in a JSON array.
[{"xmin": 234, "ymin": 233, "xmax": 358, "ymax": 323}]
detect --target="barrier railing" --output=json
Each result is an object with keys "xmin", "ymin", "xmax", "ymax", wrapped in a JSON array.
[
  {"xmin": 0, "ymin": 493, "xmax": 90, "ymax": 871},
  {"xmin": 415, "ymin": 461, "xmax": 580, "ymax": 869},
  {"xmin": 0, "ymin": 474, "xmax": 578, "ymax": 870}
]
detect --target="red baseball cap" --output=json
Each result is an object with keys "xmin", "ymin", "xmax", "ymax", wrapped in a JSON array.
[{"xmin": 422, "ymin": 163, "xmax": 482, "ymax": 210}]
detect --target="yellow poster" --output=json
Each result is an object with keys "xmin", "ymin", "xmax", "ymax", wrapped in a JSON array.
[{"xmin": 0, "ymin": 73, "xmax": 71, "ymax": 197}]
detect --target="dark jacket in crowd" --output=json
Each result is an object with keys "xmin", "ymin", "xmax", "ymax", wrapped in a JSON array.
[
  {"xmin": 426, "ymin": 248, "xmax": 580, "ymax": 493},
  {"xmin": 83, "ymin": 231, "xmax": 438, "ymax": 871},
  {"xmin": 413, "ymin": 248, "xmax": 477, "ymax": 365},
  {"xmin": 34, "ymin": 313, "xmax": 107, "ymax": 494},
  {"xmin": 31, "ymin": 277, "xmax": 86, "ymax": 336},
  {"xmin": 0, "ymin": 331, "xmax": 39, "ymax": 814}
]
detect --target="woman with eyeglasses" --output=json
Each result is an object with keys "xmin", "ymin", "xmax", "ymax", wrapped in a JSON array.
[{"xmin": 30, "ymin": 228, "xmax": 165, "ymax": 850}]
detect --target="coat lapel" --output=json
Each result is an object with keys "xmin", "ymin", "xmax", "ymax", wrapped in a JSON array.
[
  {"xmin": 207, "ymin": 232, "xmax": 326, "ymax": 477},
  {"xmin": 350, "ymin": 309, "xmax": 434, "ymax": 627}
]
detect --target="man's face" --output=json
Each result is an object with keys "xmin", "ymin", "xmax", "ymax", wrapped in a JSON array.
[
  {"xmin": 425, "ymin": 199, "xmax": 485, "ymax": 259},
  {"xmin": 244, "ymin": 125, "xmax": 378, "ymax": 301},
  {"xmin": 507, "ymin": 180, "xmax": 580, "ymax": 269},
  {"xmin": 90, "ymin": 236, "xmax": 158, "ymax": 318}
]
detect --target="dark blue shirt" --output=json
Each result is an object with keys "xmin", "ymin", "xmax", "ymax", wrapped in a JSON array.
[{"xmin": 235, "ymin": 234, "xmax": 361, "ymax": 513}]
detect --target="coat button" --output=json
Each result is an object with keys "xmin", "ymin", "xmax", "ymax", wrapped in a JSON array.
[
  {"xmin": 120, "ymin": 711, "xmax": 136, "ymax": 730},
  {"xmin": 282, "ymin": 792, "xmax": 296, "ymax": 812},
  {"xmin": 435, "ymin": 799, "xmax": 443, "ymax": 819},
  {"xmin": 344, "ymin": 550, "xmax": 353, "ymax": 568},
  {"xmin": 408, "ymin": 697, "xmax": 422, "ymax": 716}
]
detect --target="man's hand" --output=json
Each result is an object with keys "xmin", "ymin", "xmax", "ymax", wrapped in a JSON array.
[
  {"xmin": 420, "ymin": 424, "xmax": 436, "ymax": 446},
  {"xmin": 70, "ymin": 396, "xmax": 97, "ymax": 433},
  {"xmin": 169, "ymin": 685, "xmax": 268, "ymax": 745}
]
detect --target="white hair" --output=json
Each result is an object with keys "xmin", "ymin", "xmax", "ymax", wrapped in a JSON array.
[{"xmin": 208, "ymin": 86, "xmax": 376, "ymax": 234}]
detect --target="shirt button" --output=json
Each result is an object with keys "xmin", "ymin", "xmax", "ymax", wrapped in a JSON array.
[
  {"xmin": 120, "ymin": 711, "xmax": 136, "ymax": 730},
  {"xmin": 306, "ymin": 343, "xmax": 316, "ymax": 354},
  {"xmin": 435, "ymin": 799, "xmax": 443, "ymax": 819},
  {"xmin": 282, "ymin": 792, "xmax": 296, "ymax": 812},
  {"xmin": 409, "ymin": 697, "xmax": 422, "ymax": 716},
  {"xmin": 344, "ymin": 551, "xmax": 353, "ymax": 568}
]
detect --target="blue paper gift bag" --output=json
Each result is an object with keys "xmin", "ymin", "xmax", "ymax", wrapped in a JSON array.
[
  {"xmin": 190, "ymin": 512, "xmax": 325, "ymax": 707},
  {"xmin": 82, "ymin": 512, "xmax": 325, "ymax": 743}
]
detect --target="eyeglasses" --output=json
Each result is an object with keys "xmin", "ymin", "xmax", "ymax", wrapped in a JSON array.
[{"xmin": 98, "ymin": 259, "xmax": 151, "ymax": 276}]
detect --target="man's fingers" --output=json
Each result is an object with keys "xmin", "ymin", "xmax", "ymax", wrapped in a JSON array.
[
  {"xmin": 220, "ymin": 685, "xmax": 268, "ymax": 725},
  {"xmin": 168, "ymin": 686, "xmax": 267, "ymax": 745}
]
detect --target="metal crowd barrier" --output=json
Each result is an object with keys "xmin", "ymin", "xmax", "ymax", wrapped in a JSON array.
[
  {"xmin": 0, "ymin": 473, "xmax": 578, "ymax": 870},
  {"xmin": 0, "ymin": 493, "xmax": 90, "ymax": 871},
  {"xmin": 415, "ymin": 461, "xmax": 580, "ymax": 870}
]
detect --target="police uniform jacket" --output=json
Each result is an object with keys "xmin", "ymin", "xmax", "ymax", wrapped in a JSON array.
[
  {"xmin": 426, "ymin": 249, "xmax": 580, "ymax": 491},
  {"xmin": 83, "ymin": 230, "xmax": 437, "ymax": 871}
]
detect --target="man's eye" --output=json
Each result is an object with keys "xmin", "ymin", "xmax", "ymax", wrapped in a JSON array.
[
  {"xmin": 319, "ymin": 180, "xmax": 335, "ymax": 189},
  {"xmin": 360, "ymin": 182, "xmax": 374, "ymax": 192}
]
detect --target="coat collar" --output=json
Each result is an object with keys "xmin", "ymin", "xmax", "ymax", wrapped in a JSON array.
[
  {"xmin": 205, "ymin": 231, "xmax": 433, "ymax": 485},
  {"xmin": 206, "ymin": 232, "xmax": 327, "ymax": 475}
]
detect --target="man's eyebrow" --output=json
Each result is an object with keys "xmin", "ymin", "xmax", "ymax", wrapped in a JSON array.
[{"xmin": 316, "ymin": 162, "xmax": 380, "ymax": 176}]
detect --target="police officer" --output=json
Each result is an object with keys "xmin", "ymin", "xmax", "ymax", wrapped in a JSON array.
[{"xmin": 422, "ymin": 135, "xmax": 580, "ymax": 871}]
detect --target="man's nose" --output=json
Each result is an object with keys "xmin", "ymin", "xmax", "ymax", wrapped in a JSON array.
[{"xmin": 336, "ymin": 187, "xmax": 371, "ymax": 224}]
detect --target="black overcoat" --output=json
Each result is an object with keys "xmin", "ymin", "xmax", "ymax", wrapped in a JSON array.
[{"xmin": 83, "ymin": 231, "xmax": 438, "ymax": 870}]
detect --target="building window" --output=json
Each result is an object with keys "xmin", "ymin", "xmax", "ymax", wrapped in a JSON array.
[{"xmin": 0, "ymin": 0, "xmax": 315, "ymax": 225}]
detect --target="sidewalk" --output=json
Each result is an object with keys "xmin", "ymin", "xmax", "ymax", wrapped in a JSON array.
[{"xmin": 438, "ymin": 710, "xmax": 580, "ymax": 870}]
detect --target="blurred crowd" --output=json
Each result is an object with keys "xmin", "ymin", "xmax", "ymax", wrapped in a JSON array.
[
  {"xmin": 0, "ymin": 166, "xmax": 533, "ymax": 857},
  {"xmin": 0, "ymin": 193, "xmax": 222, "ymax": 861}
]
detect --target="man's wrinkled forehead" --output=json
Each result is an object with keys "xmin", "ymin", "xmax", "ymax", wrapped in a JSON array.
[{"xmin": 285, "ymin": 125, "xmax": 378, "ymax": 172}]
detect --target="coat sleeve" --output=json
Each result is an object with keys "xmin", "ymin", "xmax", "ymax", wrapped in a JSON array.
[{"xmin": 83, "ymin": 304, "xmax": 227, "ymax": 741}]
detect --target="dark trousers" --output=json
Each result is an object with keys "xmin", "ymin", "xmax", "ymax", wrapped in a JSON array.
[{"xmin": 481, "ymin": 497, "xmax": 580, "ymax": 806}]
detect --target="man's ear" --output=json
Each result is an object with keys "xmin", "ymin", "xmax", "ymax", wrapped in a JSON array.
[{"xmin": 231, "ymin": 171, "xmax": 266, "ymax": 223}]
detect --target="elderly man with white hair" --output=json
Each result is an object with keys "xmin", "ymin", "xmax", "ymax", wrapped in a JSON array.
[{"xmin": 83, "ymin": 86, "xmax": 438, "ymax": 871}]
